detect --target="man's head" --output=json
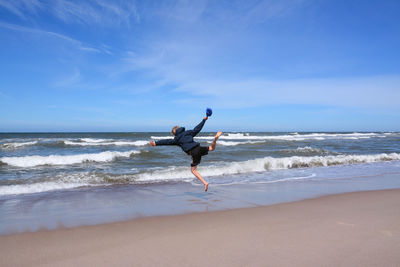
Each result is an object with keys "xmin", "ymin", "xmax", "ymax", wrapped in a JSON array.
[{"xmin": 171, "ymin": 126, "xmax": 180, "ymax": 136}]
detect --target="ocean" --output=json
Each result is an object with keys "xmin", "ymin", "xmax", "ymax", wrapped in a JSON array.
[{"xmin": 1, "ymin": 131, "xmax": 400, "ymax": 233}]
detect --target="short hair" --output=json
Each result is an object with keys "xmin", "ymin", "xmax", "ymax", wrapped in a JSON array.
[{"xmin": 171, "ymin": 126, "xmax": 180, "ymax": 136}]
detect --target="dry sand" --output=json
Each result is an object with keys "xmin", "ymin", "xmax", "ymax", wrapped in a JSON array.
[{"xmin": 1, "ymin": 189, "xmax": 400, "ymax": 266}]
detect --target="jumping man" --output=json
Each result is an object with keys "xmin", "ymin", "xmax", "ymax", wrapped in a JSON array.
[{"xmin": 149, "ymin": 115, "xmax": 222, "ymax": 192}]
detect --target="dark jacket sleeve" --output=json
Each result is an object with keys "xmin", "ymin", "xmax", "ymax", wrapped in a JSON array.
[
  {"xmin": 190, "ymin": 119, "xmax": 206, "ymax": 137},
  {"xmin": 155, "ymin": 139, "xmax": 177, "ymax": 146}
]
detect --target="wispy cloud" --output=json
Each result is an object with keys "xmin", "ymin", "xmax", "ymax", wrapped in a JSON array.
[
  {"xmin": 151, "ymin": 0, "xmax": 308, "ymax": 27},
  {"xmin": 172, "ymin": 75, "xmax": 400, "ymax": 109},
  {"xmin": 53, "ymin": 68, "xmax": 82, "ymax": 87},
  {"xmin": 0, "ymin": 22, "xmax": 101, "ymax": 53},
  {"xmin": 113, "ymin": 0, "xmax": 399, "ymax": 110},
  {"xmin": 0, "ymin": 0, "xmax": 140, "ymax": 26},
  {"xmin": 244, "ymin": 0, "xmax": 307, "ymax": 22},
  {"xmin": 121, "ymin": 39, "xmax": 400, "ymax": 109},
  {"xmin": 113, "ymin": 0, "xmax": 313, "ymax": 86},
  {"xmin": 0, "ymin": 0, "xmax": 42, "ymax": 20},
  {"xmin": 1, "ymin": 0, "xmax": 399, "ymax": 131},
  {"xmin": 0, "ymin": 0, "xmax": 139, "ymax": 26},
  {"xmin": 165, "ymin": 0, "xmax": 208, "ymax": 23}
]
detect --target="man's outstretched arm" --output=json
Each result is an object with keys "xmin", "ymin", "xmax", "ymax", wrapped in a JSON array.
[
  {"xmin": 150, "ymin": 139, "xmax": 177, "ymax": 146},
  {"xmin": 190, "ymin": 117, "xmax": 208, "ymax": 137}
]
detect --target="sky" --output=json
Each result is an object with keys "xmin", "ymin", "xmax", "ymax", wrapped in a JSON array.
[{"xmin": 0, "ymin": 0, "xmax": 399, "ymax": 132}]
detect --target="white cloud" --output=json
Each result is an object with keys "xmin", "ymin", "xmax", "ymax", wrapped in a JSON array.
[
  {"xmin": 172, "ymin": 75, "xmax": 400, "ymax": 109},
  {"xmin": 166, "ymin": 0, "xmax": 207, "ymax": 23},
  {"xmin": 238, "ymin": 0, "xmax": 308, "ymax": 26},
  {"xmin": 114, "ymin": 1, "xmax": 399, "ymax": 110},
  {"xmin": 53, "ymin": 68, "xmax": 82, "ymax": 87},
  {"xmin": 0, "ymin": 0, "xmax": 42, "ymax": 19},
  {"xmin": 0, "ymin": 22, "xmax": 101, "ymax": 53},
  {"xmin": 0, "ymin": 0, "xmax": 139, "ymax": 26},
  {"xmin": 121, "ymin": 43, "xmax": 400, "ymax": 109},
  {"xmin": 52, "ymin": 0, "xmax": 139, "ymax": 26}
]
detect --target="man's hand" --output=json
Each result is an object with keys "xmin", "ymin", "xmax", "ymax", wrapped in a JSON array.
[
  {"xmin": 149, "ymin": 141, "xmax": 156, "ymax": 147},
  {"xmin": 204, "ymin": 116, "xmax": 208, "ymax": 121}
]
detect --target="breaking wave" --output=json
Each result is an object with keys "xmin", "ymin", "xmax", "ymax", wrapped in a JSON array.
[
  {"xmin": 0, "ymin": 138, "xmax": 149, "ymax": 149},
  {"xmin": 0, "ymin": 141, "xmax": 38, "ymax": 149},
  {"xmin": 136, "ymin": 152, "xmax": 400, "ymax": 182},
  {"xmin": 152, "ymin": 132, "xmax": 392, "ymax": 142},
  {"xmin": 208, "ymin": 140, "xmax": 265, "ymax": 146},
  {"xmin": 0, "ymin": 182, "xmax": 86, "ymax": 196},
  {"xmin": 0, "ymin": 150, "xmax": 141, "ymax": 167},
  {"xmin": 295, "ymin": 146, "xmax": 324, "ymax": 152},
  {"xmin": 1, "ymin": 152, "xmax": 399, "ymax": 196},
  {"xmin": 64, "ymin": 140, "xmax": 148, "ymax": 146},
  {"xmin": 291, "ymin": 146, "xmax": 330, "ymax": 154}
]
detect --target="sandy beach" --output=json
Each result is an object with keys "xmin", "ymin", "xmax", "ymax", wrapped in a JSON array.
[{"xmin": 1, "ymin": 189, "xmax": 399, "ymax": 266}]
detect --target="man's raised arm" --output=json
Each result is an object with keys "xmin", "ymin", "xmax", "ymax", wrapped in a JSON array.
[{"xmin": 190, "ymin": 117, "xmax": 208, "ymax": 137}]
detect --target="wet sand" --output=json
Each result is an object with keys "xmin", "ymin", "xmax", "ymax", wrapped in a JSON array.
[{"xmin": 1, "ymin": 189, "xmax": 400, "ymax": 266}]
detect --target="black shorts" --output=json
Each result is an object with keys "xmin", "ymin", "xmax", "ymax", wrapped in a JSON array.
[{"xmin": 189, "ymin": 145, "xmax": 209, "ymax": 167}]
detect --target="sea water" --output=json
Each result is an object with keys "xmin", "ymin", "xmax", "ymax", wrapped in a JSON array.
[{"xmin": 1, "ymin": 132, "xmax": 400, "ymax": 233}]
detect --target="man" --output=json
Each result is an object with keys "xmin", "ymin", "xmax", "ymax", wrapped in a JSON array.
[{"xmin": 149, "ymin": 115, "xmax": 222, "ymax": 192}]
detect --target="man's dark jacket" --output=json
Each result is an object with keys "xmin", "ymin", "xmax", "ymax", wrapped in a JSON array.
[{"xmin": 155, "ymin": 119, "xmax": 206, "ymax": 153}]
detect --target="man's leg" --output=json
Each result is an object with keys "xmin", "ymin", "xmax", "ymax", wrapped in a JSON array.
[
  {"xmin": 209, "ymin": 131, "xmax": 223, "ymax": 151},
  {"xmin": 191, "ymin": 166, "xmax": 209, "ymax": 192}
]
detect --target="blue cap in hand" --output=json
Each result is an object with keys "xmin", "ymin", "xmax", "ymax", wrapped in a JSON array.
[{"xmin": 206, "ymin": 108, "xmax": 212, "ymax": 117}]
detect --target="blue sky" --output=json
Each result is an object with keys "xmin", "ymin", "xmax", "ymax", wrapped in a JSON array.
[{"xmin": 0, "ymin": 0, "xmax": 399, "ymax": 132}]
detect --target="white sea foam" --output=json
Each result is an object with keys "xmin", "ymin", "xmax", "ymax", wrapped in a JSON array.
[
  {"xmin": 0, "ymin": 182, "xmax": 87, "ymax": 196},
  {"xmin": 150, "ymin": 136, "xmax": 172, "ymax": 140},
  {"xmin": 152, "ymin": 132, "xmax": 390, "ymax": 142},
  {"xmin": 64, "ymin": 140, "xmax": 148, "ymax": 146},
  {"xmin": 136, "ymin": 153, "xmax": 400, "ymax": 182},
  {"xmin": 208, "ymin": 140, "xmax": 264, "ymax": 146},
  {"xmin": 0, "ymin": 172, "xmax": 317, "ymax": 196},
  {"xmin": 295, "ymin": 146, "xmax": 326, "ymax": 153},
  {"xmin": 0, "ymin": 141, "xmax": 38, "ymax": 149},
  {"xmin": 0, "ymin": 150, "xmax": 140, "ymax": 167},
  {"xmin": 0, "ymin": 138, "xmax": 149, "ymax": 149},
  {"xmin": 226, "ymin": 133, "xmax": 250, "ymax": 138},
  {"xmin": 1, "ymin": 153, "xmax": 399, "ymax": 196},
  {"xmin": 251, "ymin": 174, "xmax": 317, "ymax": 184},
  {"xmin": 80, "ymin": 138, "xmax": 108, "ymax": 143},
  {"xmin": 0, "ymin": 171, "xmax": 136, "ymax": 196},
  {"xmin": 208, "ymin": 173, "xmax": 317, "ymax": 187}
]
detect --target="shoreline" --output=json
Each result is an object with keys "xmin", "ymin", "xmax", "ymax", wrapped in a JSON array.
[
  {"xmin": 2, "ymin": 161, "xmax": 400, "ymax": 235},
  {"xmin": 1, "ymin": 188, "xmax": 399, "ymax": 266}
]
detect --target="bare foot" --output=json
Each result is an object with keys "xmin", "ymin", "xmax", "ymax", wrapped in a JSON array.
[
  {"xmin": 204, "ymin": 183, "xmax": 209, "ymax": 192},
  {"xmin": 209, "ymin": 131, "xmax": 223, "ymax": 152}
]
